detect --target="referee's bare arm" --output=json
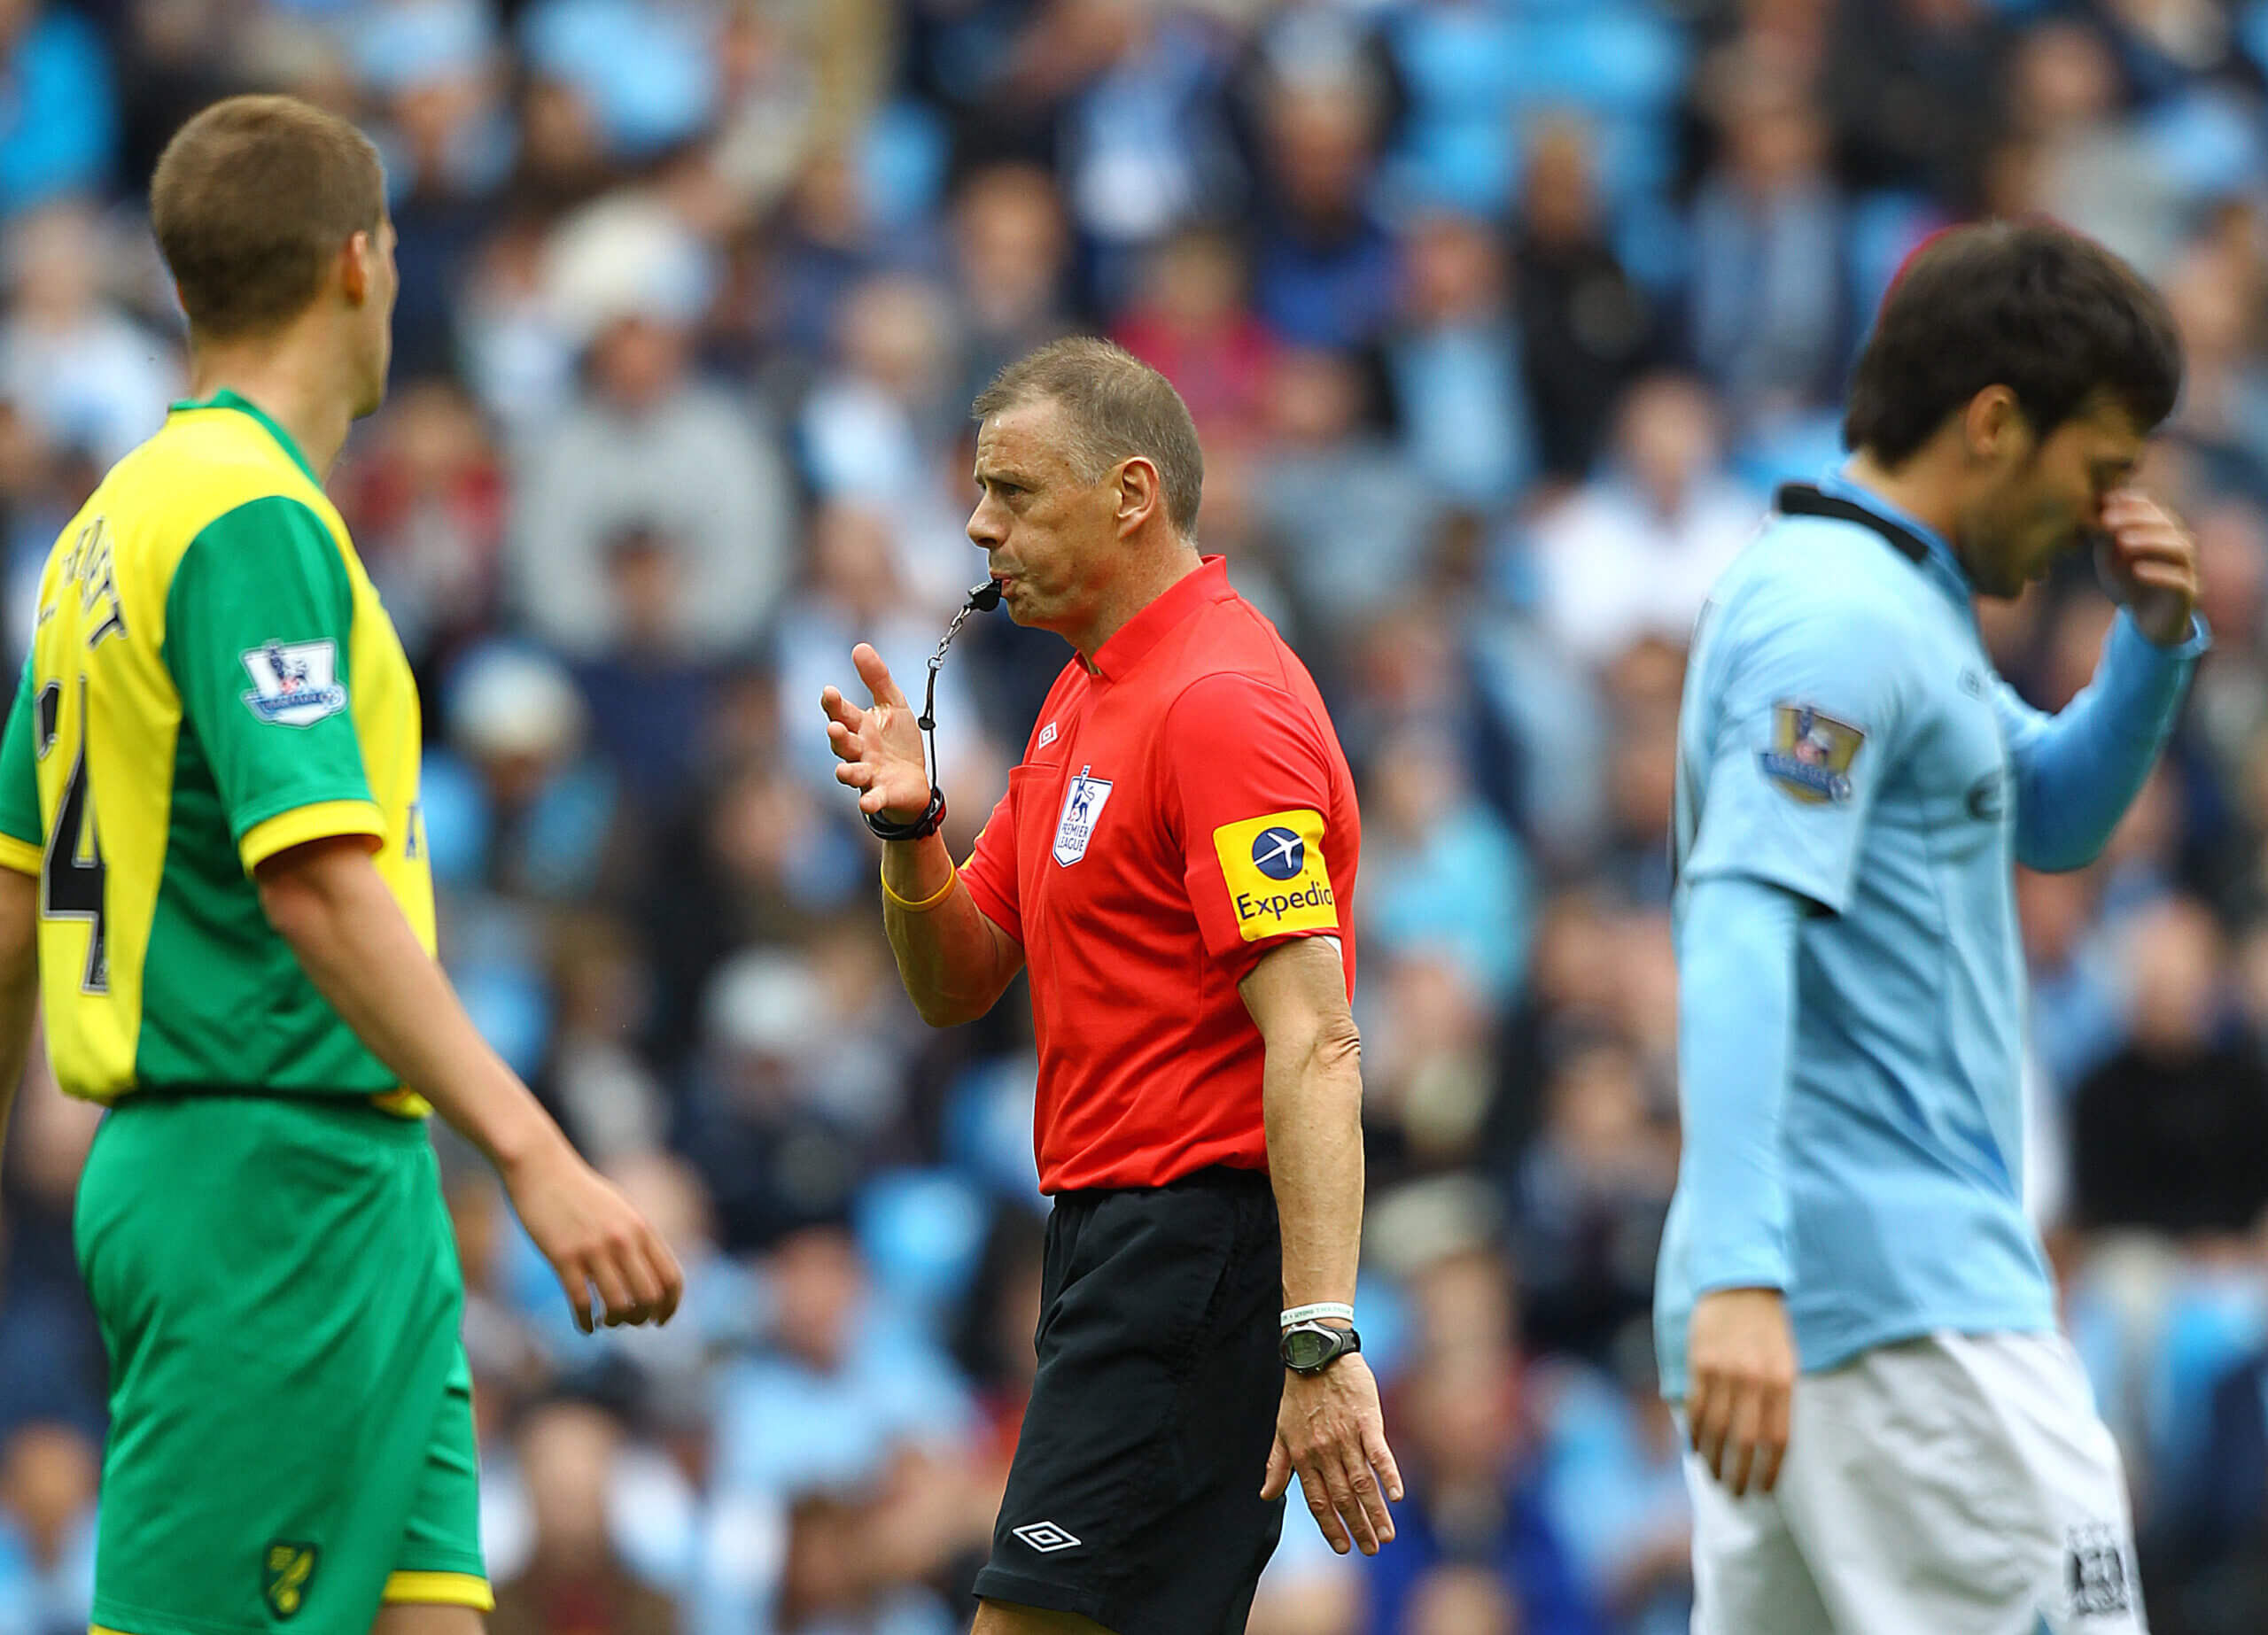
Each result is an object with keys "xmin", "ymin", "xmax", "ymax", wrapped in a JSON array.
[
  {"xmin": 823, "ymin": 644, "xmax": 1023, "ymax": 1026},
  {"xmin": 1247, "ymin": 936, "xmax": 1403, "ymax": 1556},
  {"xmin": 256, "ymin": 836, "xmax": 684, "ymax": 1334},
  {"xmin": 0, "ymin": 868, "xmax": 40, "ymax": 1177}
]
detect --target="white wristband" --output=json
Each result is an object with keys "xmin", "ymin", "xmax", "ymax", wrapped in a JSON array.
[{"xmin": 1281, "ymin": 1302, "xmax": 1355, "ymax": 1328}]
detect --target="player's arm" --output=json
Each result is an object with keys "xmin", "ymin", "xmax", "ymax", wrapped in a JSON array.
[
  {"xmin": 822, "ymin": 643, "xmax": 1024, "ymax": 1026},
  {"xmin": 167, "ymin": 499, "xmax": 680, "ymax": 1332},
  {"xmin": 1677, "ymin": 872, "xmax": 1803, "ymax": 1499},
  {"xmin": 0, "ymin": 872, "xmax": 38, "ymax": 1173},
  {"xmin": 0, "ymin": 655, "xmax": 44, "ymax": 1170},
  {"xmin": 255, "ymin": 838, "xmax": 679, "ymax": 1330},
  {"xmin": 1995, "ymin": 492, "xmax": 2205, "ymax": 872},
  {"xmin": 1243, "ymin": 935, "xmax": 1402, "ymax": 1558},
  {"xmin": 1675, "ymin": 590, "xmax": 1907, "ymax": 1496}
]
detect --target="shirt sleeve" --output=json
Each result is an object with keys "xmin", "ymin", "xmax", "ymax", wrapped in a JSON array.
[
  {"xmin": 163, "ymin": 496, "xmax": 383, "ymax": 873},
  {"xmin": 0, "ymin": 657, "xmax": 43, "ymax": 876},
  {"xmin": 1992, "ymin": 608, "xmax": 2207, "ymax": 873},
  {"xmin": 1681, "ymin": 593, "xmax": 1911, "ymax": 915},
  {"xmin": 1162, "ymin": 671, "xmax": 1345, "ymax": 968},
  {"xmin": 959, "ymin": 782, "xmax": 1022, "ymax": 944}
]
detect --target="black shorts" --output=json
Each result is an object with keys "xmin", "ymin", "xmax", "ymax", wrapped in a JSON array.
[{"xmin": 972, "ymin": 1166, "xmax": 1286, "ymax": 1635}]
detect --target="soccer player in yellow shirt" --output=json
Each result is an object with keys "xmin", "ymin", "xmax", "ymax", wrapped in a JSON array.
[{"xmin": 0, "ymin": 96, "xmax": 683, "ymax": 1635}]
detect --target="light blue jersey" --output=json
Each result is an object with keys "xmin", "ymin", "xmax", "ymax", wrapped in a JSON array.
[{"xmin": 1655, "ymin": 471, "xmax": 2205, "ymax": 1399}]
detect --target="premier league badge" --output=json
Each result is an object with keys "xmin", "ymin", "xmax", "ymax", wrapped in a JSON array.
[
  {"xmin": 1760, "ymin": 701, "xmax": 1864, "ymax": 805},
  {"xmin": 1052, "ymin": 764, "xmax": 1114, "ymax": 866}
]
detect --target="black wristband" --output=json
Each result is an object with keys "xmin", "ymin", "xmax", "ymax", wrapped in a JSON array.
[{"xmin": 864, "ymin": 787, "xmax": 949, "ymax": 841}]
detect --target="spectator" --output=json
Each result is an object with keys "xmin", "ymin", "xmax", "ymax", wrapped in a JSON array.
[
  {"xmin": 335, "ymin": 377, "xmax": 507, "ymax": 675},
  {"xmin": 509, "ymin": 194, "xmax": 795, "ymax": 660},
  {"xmin": 1524, "ymin": 375, "xmax": 1756, "ymax": 669},
  {"xmin": 1821, "ymin": 0, "xmax": 2010, "ymax": 205},
  {"xmin": 711, "ymin": 1225, "xmax": 976, "ymax": 1507},
  {"xmin": 2071, "ymin": 896, "xmax": 2268, "ymax": 1240},
  {"xmin": 947, "ymin": 164, "xmax": 1076, "ymax": 407},
  {"xmin": 1511, "ymin": 1039, "xmax": 1675, "ymax": 1365},
  {"xmin": 0, "ymin": 1422, "xmax": 96, "ymax": 1635},
  {"xmin": 1686, "ymin": 58, "xmax": 1845, "ymax": 430},
  {"xmin": 1253, "ymin": 346, "xmax": 1438, "ymax": 656},
  {"xmin": 0, "ymin": 202, "xmax": 178, "ymax": 470},
  {"xmin": 1512, "ymin": 120, "xmax": 1664, "ymax": 484},
  {"xmin": 487, "ymin": 1396, "xmax": 679, "ymax": 1635},
  {"xmin": 1250, "ymin": 77, "xmax": 1398, "ymax": 352},
  {"xmin": 1111, "ymin": 226, "xmax": 1275, "ymax": 450},
  {"xmin": 0, "ymin": 0, "xmax": 113, "ymax": 219},
  {"xmin": 1360, "ymin": 724, "xmax": 1534, "ymax": 1006},
  {"xmin": 1386, "ymin": 213, "xmax": 1539, "ymax": 512},
  {"xmin": 1357, "ymin": 1347, "xmax": 1605, "ymax": 1635}
]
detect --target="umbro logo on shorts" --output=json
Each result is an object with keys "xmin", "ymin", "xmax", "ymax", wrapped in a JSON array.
[{"xmin": 1012, "ymin": 1520, "xmax": 1082, "ymax": 1554}]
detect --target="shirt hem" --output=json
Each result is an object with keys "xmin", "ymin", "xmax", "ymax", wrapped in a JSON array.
[
  {"xmin": 0, "ymin": 831, "xmax": 40, "ymax": 875},
  {"xmin": 1658, "ymin": 1303, "xmax": 2061, "ymax": 1401}
]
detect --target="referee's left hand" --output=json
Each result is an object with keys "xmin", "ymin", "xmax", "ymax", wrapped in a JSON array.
[{"xmin": 1263, "ymin": 1353, "xmax": 1403, "ymax": 1555}]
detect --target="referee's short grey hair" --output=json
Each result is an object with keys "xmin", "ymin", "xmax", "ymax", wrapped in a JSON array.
[{"xmin": 973, "ymin": 337, "xmax": 1204, "ymax": 536}]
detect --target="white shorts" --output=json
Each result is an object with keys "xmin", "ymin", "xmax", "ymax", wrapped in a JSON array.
[{"xmin": 1683, "ymin": 1330, "xmax": 2146, "ymax": 1635}]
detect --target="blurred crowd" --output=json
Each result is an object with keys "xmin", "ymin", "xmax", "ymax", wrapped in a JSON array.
[{"xmin": 4, "ymin": 0, "xmax": 2268, "ymax": 1631}]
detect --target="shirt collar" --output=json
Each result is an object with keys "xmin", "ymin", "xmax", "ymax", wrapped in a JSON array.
[
  {"xmin": 169, "ymin": 389, "xmax": 322, "ymax": 487},
  {"xmin": 1812, "ymin": 464, "xmax": 1974, "ymax": 604},
  {"xmin": 1084, "ymin": 554, "xmax": 1235, "ymax": 684}
]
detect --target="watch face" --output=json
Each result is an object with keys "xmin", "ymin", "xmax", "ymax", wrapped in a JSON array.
[{"xmin": 1283, "ymin": 1328, "xmax": 1335, "ymax": 1372}]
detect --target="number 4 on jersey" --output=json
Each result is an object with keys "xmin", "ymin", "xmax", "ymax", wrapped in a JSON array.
[{"xmin": 35, "ymin": 678, "xmax": 108, "ymax": 994}]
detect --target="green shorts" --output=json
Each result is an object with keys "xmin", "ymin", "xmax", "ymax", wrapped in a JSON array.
[{"xmin": 74, "ymin": 1092, "xmax": 489, "ymax": 1635}]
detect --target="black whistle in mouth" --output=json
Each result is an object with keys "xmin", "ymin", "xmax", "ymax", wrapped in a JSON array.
[{"xmin": 969, "ymin": 578, "xmax": 1005, "ymax": 612}]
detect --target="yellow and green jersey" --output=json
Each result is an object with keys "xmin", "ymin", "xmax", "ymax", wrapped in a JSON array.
[{"xmin": 0, "ymin": 390, "xmax": 434, "ymax": 1112}]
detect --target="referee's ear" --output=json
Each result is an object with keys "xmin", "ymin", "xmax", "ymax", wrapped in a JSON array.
[{"xmin": 1111, "ymin": 454, "xmax": 1167, "ymax": 539}]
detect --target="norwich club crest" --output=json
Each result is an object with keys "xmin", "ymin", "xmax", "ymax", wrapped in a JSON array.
[
  {"xmin": 264, "ymin": 1542, "xmax": 319, "ymax": 1620},
  {"xmin": 1759, "ymin": 702, "xmax": 1864, "ymax": 805}
]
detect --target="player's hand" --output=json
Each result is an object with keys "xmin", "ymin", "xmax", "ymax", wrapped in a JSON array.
[
  {"xmin": 820, "ymin": 644, "xmax": 932, "ymax": 825},
  {"xmin": 501, "ymin": 1137, "xmax": 685, "ymax": 1333},
  {"xmin": 2097, "ymin": 491, "xmax": 2201, "ymax": 648},
  {"xmin": 1262, "ymin": 1352, "xmax": 1403, "ymax": 1556},
  {"xmin": 1685, "ymin": 1286, "xmax": 1795, "ymax": 1498}
]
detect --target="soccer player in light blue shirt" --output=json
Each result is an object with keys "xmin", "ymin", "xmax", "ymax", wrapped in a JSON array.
[{"xmin": 1658, "ymin": 223, "xmax": 2199, "ymax": 1634}]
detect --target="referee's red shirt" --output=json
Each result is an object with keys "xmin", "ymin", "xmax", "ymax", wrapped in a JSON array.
[{"xmin": 960, "ymin": 555, "xmax": 1360, "ymax": 1195}]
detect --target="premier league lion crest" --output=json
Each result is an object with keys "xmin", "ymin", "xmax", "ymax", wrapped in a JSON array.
[{"xmin": 1759, "ymin": 702, "xmax": 1864, "ymax": 805}]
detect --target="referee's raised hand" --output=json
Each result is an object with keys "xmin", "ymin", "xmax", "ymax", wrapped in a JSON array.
[
  {"xmin": 1263, "ymin": 1351, "xmax": 1403, "ymax": 1555},
  {"xmin": 821, "ymin": 644, "xmax": 931, "ymax": 823}
]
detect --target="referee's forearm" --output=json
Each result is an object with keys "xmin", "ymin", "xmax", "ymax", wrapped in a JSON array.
[
  {"xmin": 1262, "ymin": 1026, "xmax": 1365, "ymax": 1312},
  {"xmin": 880, "ymin": 835, "xmax": 1013, "ymax": 1027}
]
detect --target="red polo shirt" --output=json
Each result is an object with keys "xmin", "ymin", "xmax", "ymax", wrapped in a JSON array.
[{"xmin": 959, "ymin": 555, "xmax": 1361, "ymax": 1194}]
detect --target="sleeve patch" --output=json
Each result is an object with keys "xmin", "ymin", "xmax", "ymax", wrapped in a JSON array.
[
  {"xmin": 1759, "ymin": 703, "xmax": 1865, "ymax": 805},
  {"xmin": 240, "ymin": 639, "xmax": 348, "ymax": 728},
  {"xmin": 1210, "ymin": 808, "xmax": 1338, "ymax": 942}
]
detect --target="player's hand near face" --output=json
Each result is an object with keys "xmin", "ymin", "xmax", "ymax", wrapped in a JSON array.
[
  {"xmin": 821, "ymin": 645, "xmax": 932, "ymax": 825},
  {"xmin": 1686, "ymin": 1286, "xmax": 1797, "ymax": 1499},
  {"xmin": 2097, "ymin": 491, "xmax": 2202, "ymax": 647},
  {"xmin": 502, "ymin": 1138, "xmax": 685, "ymax": 1333},
  {"xmin": 1263, "ymin": 1352, "xmax": 1403, "ymax": 1555}
]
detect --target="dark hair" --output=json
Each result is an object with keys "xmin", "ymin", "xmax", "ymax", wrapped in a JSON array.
[
  {"xmin": 972, "ymin": 337, "xmax": 1205, "ymax": 534},
  {"xmin": 1844, "ymin": 221, "xmax": 2182, "ymax": 466},
  {"xmin": 151, "ymin": 95, "xmax": 385, "ymax": 341}
]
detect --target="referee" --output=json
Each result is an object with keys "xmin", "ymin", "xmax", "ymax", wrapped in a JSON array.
[{"xmin": 822, "ymin": 337, "xmax": 1399, "ymax": 1635}]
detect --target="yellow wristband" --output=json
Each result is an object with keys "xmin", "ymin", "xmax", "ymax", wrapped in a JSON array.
[{"xmin": 882, "ymin": 858, "xmax": 959, "ymax": 914}]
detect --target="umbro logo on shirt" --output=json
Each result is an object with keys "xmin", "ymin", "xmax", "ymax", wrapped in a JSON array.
[
  {"xmin": 1012, "ymin": 1521, "xmax": 1082, "ymax": 1554},
  {"xmin": 1037, "ymin": 721, "xmax": 1058, "ymax": 750}
]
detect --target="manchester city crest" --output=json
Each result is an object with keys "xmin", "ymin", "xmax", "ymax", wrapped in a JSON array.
[{"xmin": 1759, "ymin": 702, "xmax": 1864, "ymax": 805}]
